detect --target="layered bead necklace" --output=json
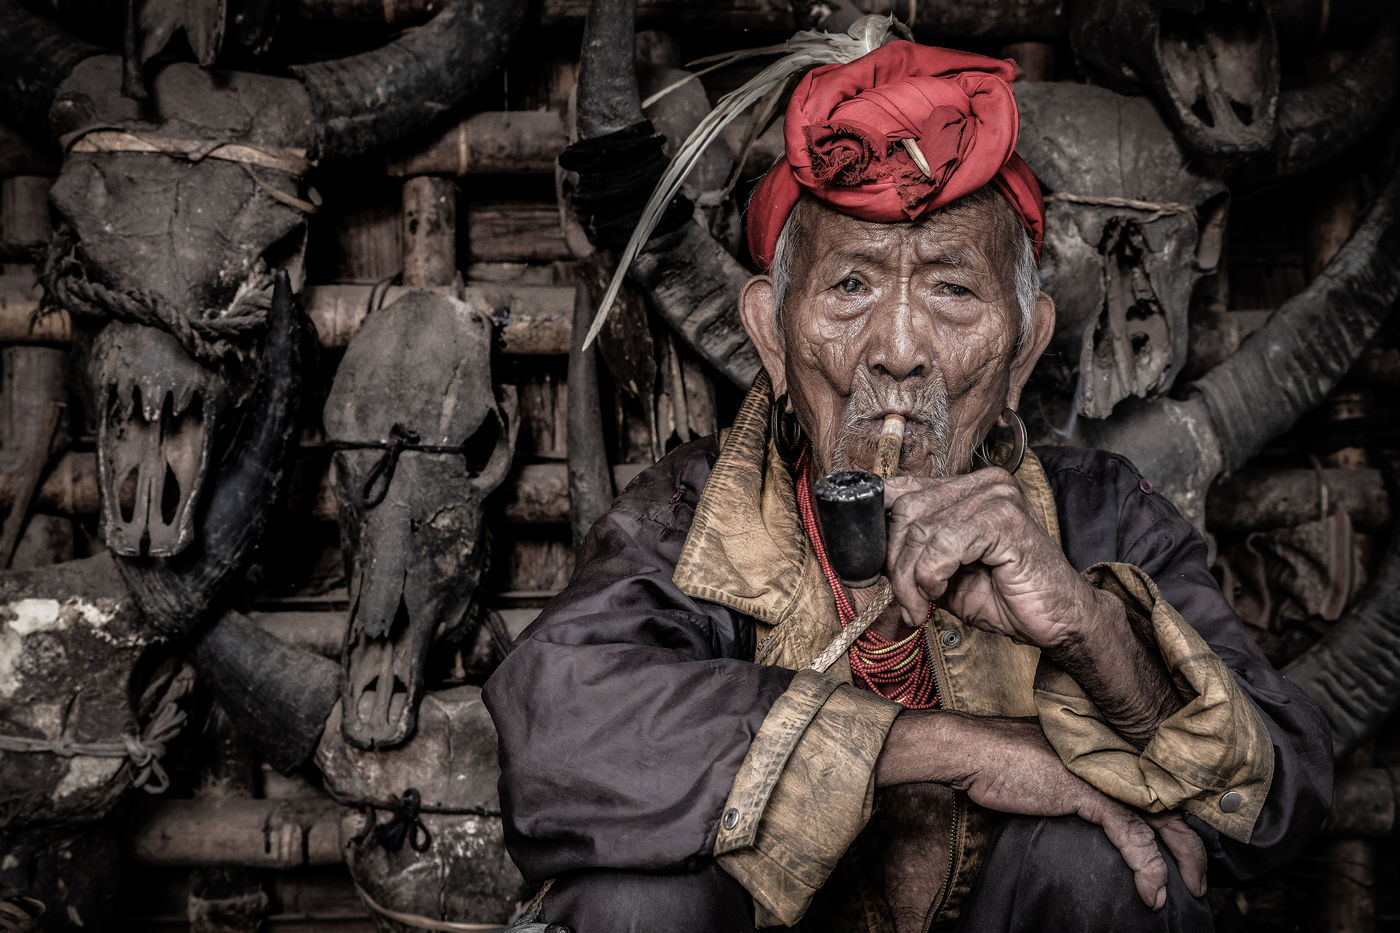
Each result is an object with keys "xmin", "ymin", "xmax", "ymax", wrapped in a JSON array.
[{"xmin": 795, "ymin": 446, "xmax": 939, "ymax": 709}]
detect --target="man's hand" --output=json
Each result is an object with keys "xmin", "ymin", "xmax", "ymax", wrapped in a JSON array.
[
  {"xmin": 883, "ymin": 469, "xmax": 1105, "ymax": 648},
  {"xmin": 882, "ymin": 468, "xmax": 1182, "ymax": 746},
  {"xmin": 876, "ymin": 711, "xmax": 1207, "ymax": 910}
]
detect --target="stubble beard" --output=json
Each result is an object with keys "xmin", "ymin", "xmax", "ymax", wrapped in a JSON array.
[{"xmin": 829, "ymin": 373, "xmax": 952, "ymax": 478}]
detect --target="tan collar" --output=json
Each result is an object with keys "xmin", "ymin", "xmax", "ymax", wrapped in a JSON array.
[{"xmin": 674, "ymin": 374, "xmax": 1061, "ymax": 669}]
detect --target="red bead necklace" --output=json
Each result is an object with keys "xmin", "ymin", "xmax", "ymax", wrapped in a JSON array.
[{"xmin": 795, "ymin": 446, "xmax": 939, "ymax": 709}]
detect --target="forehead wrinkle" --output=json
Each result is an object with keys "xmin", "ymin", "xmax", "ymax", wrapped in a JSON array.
[{"xmin": 816, "ymin": 242, "xmax": 898, "ymax": 271}]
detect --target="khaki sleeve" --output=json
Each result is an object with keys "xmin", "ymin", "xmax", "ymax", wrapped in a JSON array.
[
  {"xmin": 714, "ymin": 668, "xmax": 901, "ymax": 927},
  {"xmin": 1035, "ymin": 562, "xmax": 1275, "ymax": 843}
]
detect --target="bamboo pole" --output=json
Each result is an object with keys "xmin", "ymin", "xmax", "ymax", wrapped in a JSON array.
[
  {"xmin": 0, "ymin": 176, "xmax": 73, "ymax": 570},
  {"xmin": 1207, "ymin": 467, "xmax": 1390, "ymax": 532},
  {"xmin": 0, "ymin": 176, "xmax": 51, "ymax": 259},
  {"xmin": 285, "ymin": 0, "xmax": 1068, "ymax": 37},
  {"xmin": 387, "ymin": 112, "xmax": 566, "ymax": 177},
  {"xmin": 402, "ymin": 177, "xmax": 459, "ymax": 288},
  {"xmin": 128, "ymin": 797, "xmax": 345, "ymax": 868},
  {"xmin": 0, "ymin": 276, "xmax": 575, "ymax": 354},
  {"xmin": 8, "ymin": 452, "xmax": 644, "ymax": 524}
]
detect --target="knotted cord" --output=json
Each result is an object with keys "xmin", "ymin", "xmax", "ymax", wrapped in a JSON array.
[
  {"xmin": 0, "ymin": 666, "xmax": 193, "ymax": 794},
  {"xmin": 326, "ymin": 785, "xmax": 502, "ymax": 856},
  {"xmin": 37, "ymin": 233, "xmax": 272, "ymax": 365},
  {"xmin": 1042, "ymin": 192, "xmax": 1196, "ymax": 224},
  {"xmin": 326, "ymin": 415, "xmax": 500, "ymax": 509}
]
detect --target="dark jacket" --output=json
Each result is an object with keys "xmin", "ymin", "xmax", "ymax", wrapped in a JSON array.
[{"xmin": 485, "ymin": 379, "xmax": 1332, "ymax": 930}]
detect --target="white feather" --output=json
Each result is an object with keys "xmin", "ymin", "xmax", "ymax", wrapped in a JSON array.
[{"xmin": 580, "ymin": 14, "xmax": 911, "ymax": 349}]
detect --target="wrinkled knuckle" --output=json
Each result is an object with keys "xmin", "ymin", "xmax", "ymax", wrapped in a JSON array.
[{"xmin": 980, "ymin": 466, "xmax": 1014, "ymax": 487}]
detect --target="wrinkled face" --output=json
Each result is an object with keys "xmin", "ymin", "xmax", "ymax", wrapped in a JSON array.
[{"xmin": 740, "ymin": 193, "xmax": 1052, "ymax": 478}]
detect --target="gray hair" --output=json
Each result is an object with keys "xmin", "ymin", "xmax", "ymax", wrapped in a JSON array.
[{"xmin": 767, "ymin": 196, "xmax": 1039, "ymax": 348}]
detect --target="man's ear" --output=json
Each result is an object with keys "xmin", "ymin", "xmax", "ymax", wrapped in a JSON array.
[
  {"xmin": 1005, "ymin": 290, "xmax": 1055, "ymax": 411},
  {"xmin": 738, "ymin": 274, "xmax": 789, "ymax": 398}
]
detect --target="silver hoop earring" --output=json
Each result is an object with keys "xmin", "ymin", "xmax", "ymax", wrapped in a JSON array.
[{"xmin": 974, "ymin": 408, "xmax": 1028, "ymax": 474}]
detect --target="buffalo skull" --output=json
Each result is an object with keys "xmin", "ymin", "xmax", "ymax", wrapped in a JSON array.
[
  {"xmin": 1, "ymin": 0, "xmax": 525, "ymax": 565},
  {"xmin": 1015, "ymin": 81, "xmax": 1229, "ymax": 422},
  {"xmin": 323, "ymin": 290, "xmax": 517, "ymax": 750},
  {"xmin": 1071, "ymin": 0, "xmax": 1279, "ymax": 158}
]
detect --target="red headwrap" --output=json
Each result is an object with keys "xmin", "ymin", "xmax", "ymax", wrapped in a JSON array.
[{"xmin": 746, "ymin": 40, "xmax": 1044, "ymax": 270}]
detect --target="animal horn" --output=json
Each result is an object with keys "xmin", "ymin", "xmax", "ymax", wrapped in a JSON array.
[
  {"xmin": 1083, "ymin": 161, "xmax": 1400, "ymax": 520},
  {"xmin": 569, "ymin": 0, "xmax": 760, "ymax": 385},
  {"xmin": 0, "ymin": 0, "xmax": 100, "ymax": 138},
  {"xmin": 1250, "ymin": 15, "xmax": 1399, "ymax": 180},
  {"xmin": 117, "ymin": 271, "xmax": 304, "ymax": 637},
  {"xmin": 1285, "ymin": 527, "xmax": 1400, "ymax": 760},
  {"xmin": 289, "ymin": 0, "xmax": 528, "ymax": 161},
  {"xmin": 194, "ymin": 610, "xmax": 340, "ymax": 773},
  {"xmin": 1192, "ymin": 163, "xmax": 1400, "ymax": 473}
]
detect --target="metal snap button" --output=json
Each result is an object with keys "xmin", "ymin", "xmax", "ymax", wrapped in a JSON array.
[
  {"xmin": 940, "ymin": 630, "xmax": 961, "ymax": 648},
  {"xmin": 1220, "ymin": 790, "xmax": 1242, "ymax": 813},
  {"xmin": 722, "ymin": 807, "xmax": 740, "ymax": 830}
]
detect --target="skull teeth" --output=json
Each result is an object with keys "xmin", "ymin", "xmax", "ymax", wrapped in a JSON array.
[{"xmin": 109, "ymin": 377, "xmax": 201, "ymax": 424}]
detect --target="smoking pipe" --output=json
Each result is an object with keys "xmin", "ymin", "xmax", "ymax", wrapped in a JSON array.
[{"xmin": 812, "ymin": 414, "xmax": 904, "ymax": 588}]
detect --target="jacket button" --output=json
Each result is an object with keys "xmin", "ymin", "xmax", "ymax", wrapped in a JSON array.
[
  {"xmin": 1220, "ymin": 790, "xmax": 1242, "ymax": 813},
  {"xmin": 940, "ymin": 630, "xmax": 961, "ymax": 648},
  {"xmin": 722, "ymin": 807, "xmax": 740, "ymax": 830}
]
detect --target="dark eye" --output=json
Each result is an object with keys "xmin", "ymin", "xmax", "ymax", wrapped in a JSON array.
[
  {"xmin": 941, "ymin": 283, "xmax": 972, "ymax": 298},
  {"xmin": 837, "ymin": 276, "xmax": 864, "ymax": 295}
]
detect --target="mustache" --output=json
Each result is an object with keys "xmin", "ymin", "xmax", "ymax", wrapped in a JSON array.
[{"xmin": 831, "ymin": 375, "xmax": 951, "ymax": 477}]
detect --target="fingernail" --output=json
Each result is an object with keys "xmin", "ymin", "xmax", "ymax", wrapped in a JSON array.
[{"xmin": 1154, "ymin": 888, "xmax": 1166, "ymax": 911}]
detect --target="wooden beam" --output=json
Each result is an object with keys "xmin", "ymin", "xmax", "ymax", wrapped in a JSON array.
[
  {"xmin": 1207, "ymin": 467, "xmax": 1390, "ymax": 532},
  {"xmin": 466, "ymin": 203, "xmax": 570, "ymax": 263},
  {"xmin": 291, "ymin": 0, "xmax": 1067, "ymax": 36},
  {"xmin": 10, "ymin": 453, "xmax": 645, "ymax": 526},
  {"xmin": 0, "ymin": 275, "xmax": 575, "ymax": 354},
  {"xmin": 402, "ymin": 177, "xmax": 458, "ymax": 288},
  {"xmin": 0, "ymin": 176, "xmax": 51, "ymax": 259},
  {"xmin": 388, "ymin": 112, "xmax": 567, "ymax": 177},
  {"xmin": 129, "ymin": 797, "xmax": 345, "ymax": 868},
  {"xmin": 247, "ymin": 607, "xmax": 539, "ymax": 663},
  {"xmin": 306, "ymin": 461, "xmax": 645, "ymax": 524}
]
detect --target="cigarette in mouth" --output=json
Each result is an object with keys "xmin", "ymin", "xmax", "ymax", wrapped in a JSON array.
[{"xmin": 874, "ymin": 414, "xmax": 906, "ymax": 480}]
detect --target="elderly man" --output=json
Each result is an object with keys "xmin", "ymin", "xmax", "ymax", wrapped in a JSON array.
[{"xmin": 485, "ymin": 40, "xmax": 1331, "ymax": 933}]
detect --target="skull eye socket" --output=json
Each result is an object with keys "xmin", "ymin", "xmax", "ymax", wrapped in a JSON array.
[
  {"xmin": 119, "ymin": 468, "xmax": 138, "ymax": 522},
  {"xmin": 462, "ymin": 409, "xmax": 502, "ymax": 477},
  {"xmin": 161, "ymin": 464, "xmax": 181, "ymax": 526}
]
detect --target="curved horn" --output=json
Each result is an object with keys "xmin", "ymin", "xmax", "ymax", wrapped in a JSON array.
[
  {"xmin": 290, "ymin": 0, "xmax": 528, "ymax": 161},
  {"xmin": 1193, "ymin": 164, "xmax": 1400, "ymax": 473},
  {"xmin": 1082, "ymin": 162, "xmax": 1400, "ymax": 524},
  {"xmin": 1250, "ymin": 15, "xmax": 1399, "ymax": 180},
  {"xmin": 577, "ymin": 0, "xmax": 646, "ymax": 137},
  {"xmin": 570, "ymin": 0, "xmax": 759, "ymax": 385},
  {"xmin": 1285, "ymin": 525, "xmax": 1400, "ymax": 760},
  {"xmin": 118, "ymin": 271, "xmax": 304, "ymax": 637},
  {"xmin": 0, "ymin": 0, "xmax": 100, "ymax": 138},
  {"xmin": 194, "ymin": 610, "xmax": 340, "ymax": 773}
]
